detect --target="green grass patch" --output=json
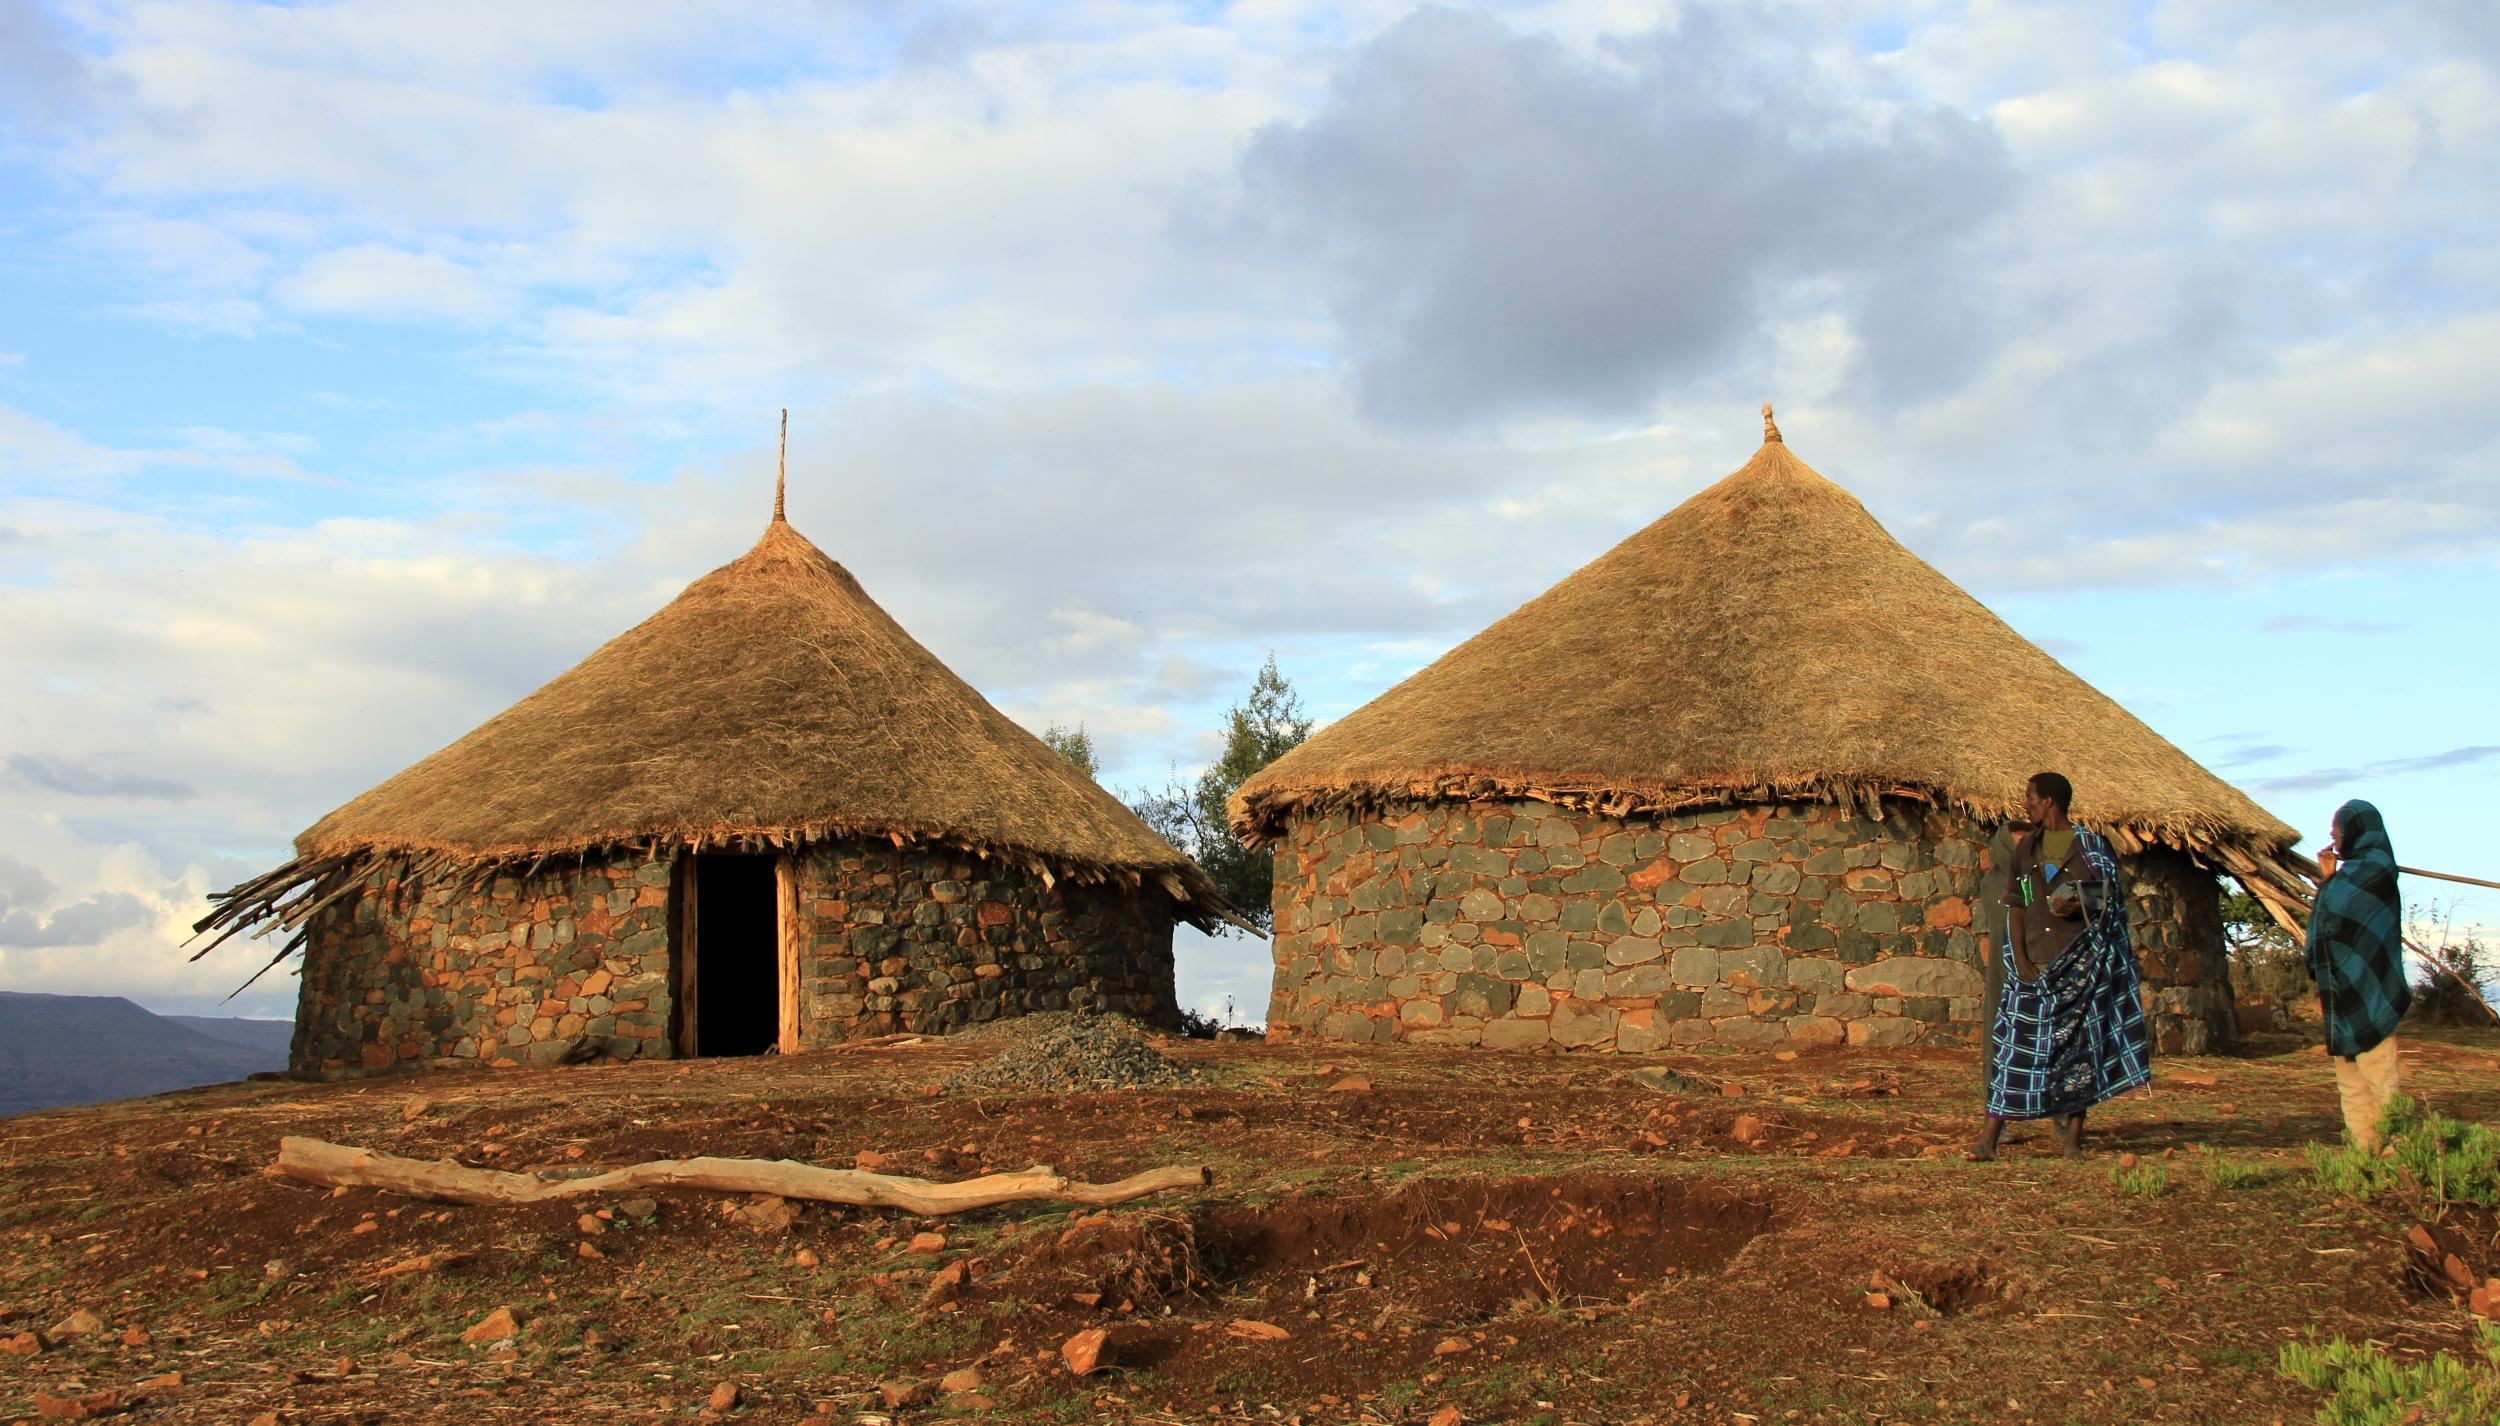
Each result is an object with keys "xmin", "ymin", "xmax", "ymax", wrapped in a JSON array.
[
  {"xmin": 2279, "ymin": 1323, "xmax": 2500, "ymax": 1425},
  {"xmin": 2199, "ymin": 1151, "xmax": 2268, "ymax": 1191},
  {"xmin": 2107, "ymin": 1162, "xmax": 2169, "ymax": 1198}
]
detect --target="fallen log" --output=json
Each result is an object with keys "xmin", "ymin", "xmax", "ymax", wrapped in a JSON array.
[{"xmin": 273, "ymin": 1136, "xmax": 1211, "ymax": 1214}]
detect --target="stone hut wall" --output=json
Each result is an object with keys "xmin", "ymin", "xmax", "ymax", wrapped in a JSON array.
[
  {"xmin": 1265, "ymin": 798, "xmax": 2235, "ymax": 1055},
  {"xmin": 293, "ymin": 840, "xmax": 1178, "ymax": 1073},
  {"xmin": 295, "ymin": 851, "xmax": 677, "ymax": 1073},
  {"xmin": 789, "ymin": 844, "xmax": 1177, "ymax": 1039}
]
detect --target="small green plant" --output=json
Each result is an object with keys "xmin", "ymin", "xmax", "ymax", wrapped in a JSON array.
[
  {"xmin": 2305, "ymin": 1096, "xmax": 2500, "ymax": 1210},
  {"xmin": 2200, "ymin": 1151, "xmax": 2266, "ymax": 1190},
  {"xmin": 2278, "ymin": 1322, "xmax": 2500, "ymax": 1425},
  {"xmin": 2109, "ymin": 1162, "xmax": 2169, "ymax": 1198}
]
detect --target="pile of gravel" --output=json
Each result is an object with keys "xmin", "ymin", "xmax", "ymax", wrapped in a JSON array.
[{"xmin": 942, "ymin": 1011, "xmax": 1196, "ymax": 1094}]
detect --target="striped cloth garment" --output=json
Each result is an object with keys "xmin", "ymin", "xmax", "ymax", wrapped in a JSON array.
[{"xmin": 1985, "ymin": 827, "xmax": 2153, "ymax": 1121}]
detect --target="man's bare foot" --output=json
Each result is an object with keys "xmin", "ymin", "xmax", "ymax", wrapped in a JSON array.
[
  {"xmin": 2054, "ymin": 1114, "xmax": 2085, "ymax": 1160},
  {"xmin": 1966, "ymin": 1117, "xmax": 2005, "ymax": 1162}
]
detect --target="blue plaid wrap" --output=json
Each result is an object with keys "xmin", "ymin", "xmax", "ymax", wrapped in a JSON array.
[{"xmin": 1984, "ymin": 827, "xmax": 2152, "ymax": 1120}]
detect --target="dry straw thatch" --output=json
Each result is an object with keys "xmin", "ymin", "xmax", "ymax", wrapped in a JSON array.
[
  {"xmin": 1232, "ymin": 409, "xmax": 2313, "ymax": 911},
  {"xmin": 198, "ymin": 513, "xmax": 1234, "ymax": 969}
]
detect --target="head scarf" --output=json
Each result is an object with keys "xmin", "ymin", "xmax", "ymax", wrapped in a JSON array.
[{"xmin": 2306, "ymin": 799, "xmax": 2409, "ymax": 1057}]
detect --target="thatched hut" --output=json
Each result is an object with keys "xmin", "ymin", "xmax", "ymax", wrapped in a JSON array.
[
  {"xmin": 200, "ymin": 495, "xmax": 1232, "ymax": 1073},
  {"xmin": 1231, "ymin": 410, "xmax": 2311, "ymax": 1057}
]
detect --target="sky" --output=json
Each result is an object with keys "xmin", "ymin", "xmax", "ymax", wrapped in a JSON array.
[{"xmin": 1, "ymin": 0, "xmax": 2495, "ymax": 1025}]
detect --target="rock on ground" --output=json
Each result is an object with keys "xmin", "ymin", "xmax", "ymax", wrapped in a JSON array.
[{"xmin": 941, "ymin": 1012, "xmax": 1195, "ymax": 1094}]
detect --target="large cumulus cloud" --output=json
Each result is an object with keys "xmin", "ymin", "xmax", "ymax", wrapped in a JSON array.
[{"xmin": 1237, "ymin": 6, "xmax": 2014, "ymax": 425}]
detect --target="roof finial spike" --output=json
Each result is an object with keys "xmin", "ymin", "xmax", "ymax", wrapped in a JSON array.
[
  {"xmin": 773, "ymin": 408, "xmax": 788, "ymax": 523},
  {"xmin": 1762, "ymin": 401, "xmax": 1782, "ymax": 444}
]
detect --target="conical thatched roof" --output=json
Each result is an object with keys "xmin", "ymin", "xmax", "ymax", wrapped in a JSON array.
[
  {"xmin": 1233, "ymin": 412, "xmax": 2307, "ymax": 900},
  {"xmin": 200, "ymin": 516, "xmax": 1232, "ymax": 962}
]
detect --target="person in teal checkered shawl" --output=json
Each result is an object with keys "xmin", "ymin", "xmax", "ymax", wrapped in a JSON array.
[{"xmin": 2308, "ymin": 799, "xmax": 2411, "ymax": 1150}]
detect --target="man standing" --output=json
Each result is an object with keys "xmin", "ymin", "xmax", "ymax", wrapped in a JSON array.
[
  {"xmin": 1971, "ymin": 771, "xmax": 2152, "ymax": 1160},
  {"xmin": 2309, "ymin": 800, "xmax": 2410, "ymax": 1150}
]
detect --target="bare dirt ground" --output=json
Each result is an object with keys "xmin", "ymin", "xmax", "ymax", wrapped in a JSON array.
[{"xmin": 4, "ymin": 1026, "xmax": 2496, "ymax": 1425}]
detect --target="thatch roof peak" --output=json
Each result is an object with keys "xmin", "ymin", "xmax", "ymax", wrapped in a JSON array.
[
  {"xmin": 1231, "ymin": 421, "xmax": 2302, "ymax": 889},
  {"xmin": 263, "ymin": 512, "xmax": 1228, "ymax": 922}
]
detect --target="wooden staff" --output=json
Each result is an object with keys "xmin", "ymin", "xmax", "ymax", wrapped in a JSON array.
[{"xmin": 2399, "ymin": 866, "xmax": 2500, "ymax": 893}]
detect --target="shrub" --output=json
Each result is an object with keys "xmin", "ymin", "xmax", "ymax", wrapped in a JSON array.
[
  {"xmin": 2304, "ymin": 1096, "xmax": 2500, "ymax": 1211},
  {"xmin": 2278, "ymin": 1323, "xmax": 2500, "ymax": 1426}
]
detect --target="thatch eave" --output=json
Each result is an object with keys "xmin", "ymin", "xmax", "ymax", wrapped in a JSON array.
[{"xmin": 192, "ymin": 818, "xmax": 1239, "ymax": 993}]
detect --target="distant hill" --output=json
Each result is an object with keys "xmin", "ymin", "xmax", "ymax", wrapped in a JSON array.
[
  {"xmin": 164, "ymin": 1013, "xmax": 298, "ymax": 1058},
  {"xmin": 0, "ymin": 991, "xmax": 290, "ymax": 1118}
]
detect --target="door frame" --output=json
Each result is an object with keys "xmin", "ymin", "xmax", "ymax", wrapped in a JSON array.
[{"xmin": 671, "ymin": 850, "xmax": 802, "ymax": 1057}]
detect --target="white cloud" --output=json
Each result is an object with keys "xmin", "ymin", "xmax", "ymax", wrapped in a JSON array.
[{"xmin": 274, "ymin": 244, "xmax": 503, "ymax": 325}]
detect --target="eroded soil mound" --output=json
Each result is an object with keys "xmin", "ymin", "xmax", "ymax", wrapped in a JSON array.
[{"xmin": 1004, "ymin": 1172, "xmax": 1775, "ymax": 1325}]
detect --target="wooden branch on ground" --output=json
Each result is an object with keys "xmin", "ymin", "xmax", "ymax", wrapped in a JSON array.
[{"xmin": 273, "ymin": 1136, "xmax": 1211, "ymax": 1214}]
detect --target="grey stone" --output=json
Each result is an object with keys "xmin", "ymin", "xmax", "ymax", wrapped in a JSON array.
[
  {"xmin": 1627, "ymin": 1066, "xmax": 1699, "ymax": 1094},
  {"xmin": 1750, "ymin": 863, "xmax": 1802, "ymax": 895},
  {"xmin": 1604, "ymin": 937, "xmax": 1663, "ymax": 966},
  {"xmin": 1483, "ymin": 1017, "xmax": 1550, "ymax": 1051},
  {"xmin": 1714, "ymin": 1017, "xmax": 1786, "ymax": 1050},
  {"xmin": 1699, "ymin": 920, "xmax": 1757, "ymax": 949},
  {"xmin": 1786, "ymin": 956, "xmax": 1845, "ymax": 994},
  {"xmin": 1698, "ymin": 986, "xmax": 1750, "ymax": 1018},
  {"xmin": 1717, "ymin": 945, "xmax": 1786, "ymax": 988},
  {"xmin": 1549, "ymin": 998, "xmax": 1618, "ymax": 1047},
  {"xmin": 1604, "ymin": 965, "xmax": 1669, "ymax": 997},
  {"xmin": 1844, "ymin": 957, "xmax": 1983, "ymax": 999},
  {"xmin": 1449, "ymin": 974, "xmax": 1514, "ymax": 1019},
  {"xmin": 1562, "ymin": 864, "xmax": 1626, "ymax": 893}
]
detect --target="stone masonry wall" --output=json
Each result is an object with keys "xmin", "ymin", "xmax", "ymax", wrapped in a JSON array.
[
  {"xmin": 788, "ymin": 844, "xmax": 1178, "ymax": 1041},
  {"xmin": 295, "ymin": 851, "xmax": 675, "ymax": 1073},
  {"xmin": 1267, "ymin": 798, "xmax": 2236, "ymax": 1055},
  {"xmin": 2125, "ymin": 849, "xmax": 2232, "ymax": 1055},
  {"xmin": 293, "ymin": 840, "xmax": 1180, "ymax": 1072}
]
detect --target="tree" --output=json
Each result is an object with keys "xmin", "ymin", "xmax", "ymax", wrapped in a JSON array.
[
  {"xmin": 1126, "ymin": 655, "xmax": 1313, "ymax": 936},
  {"xmin": 1039, "ymin": 721, "xmax": 1101, "ymax": 781},
  {"xmin": 2221, "ymin": 885, "xmax": 2312, "ymax": 1005}
]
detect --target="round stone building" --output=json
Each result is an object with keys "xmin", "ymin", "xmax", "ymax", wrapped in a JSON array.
[
  {"xmin": 1230, "ymin": 411, "xmax": 2312, "ymax": 1057},
  {"xmin": 200, "ymin": 503, "xmax": 1233, "ymax": 1074}
]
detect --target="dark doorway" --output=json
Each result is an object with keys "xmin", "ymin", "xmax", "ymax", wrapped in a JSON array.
[{"xmin": 689, "ymin": 853, "xmax": 779, "ymax": 1057}]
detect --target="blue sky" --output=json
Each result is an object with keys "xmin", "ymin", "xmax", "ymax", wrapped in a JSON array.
[{"xmin": 1, "ymin": 0, "xmax": 2494, "ymax": 1022}]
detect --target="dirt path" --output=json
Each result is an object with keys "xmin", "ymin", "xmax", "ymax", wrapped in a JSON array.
[{"xmin": 3, "ymin": 1028, "xmax": 2494, "ymax": 1424}]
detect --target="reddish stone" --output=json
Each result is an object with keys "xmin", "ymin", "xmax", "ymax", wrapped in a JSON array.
[
  {"xmin": 1061, "ymin": 1328, "xmax": 1110, "ymax": 1376},
  {"xmin": 1627, "ymin": 858, "xmax": 1676, "ymax": 890}
]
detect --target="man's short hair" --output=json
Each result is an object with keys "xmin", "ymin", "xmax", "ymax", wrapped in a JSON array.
[{"xmin": 2027, "ymin": 771, "xmax": 2073, "ymax": 815}]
